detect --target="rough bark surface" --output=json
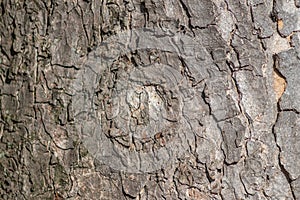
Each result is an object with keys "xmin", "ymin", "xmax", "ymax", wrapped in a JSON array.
[{"xmin": 0, "ymin": 0, "xmax": 299, "ymax": 199}]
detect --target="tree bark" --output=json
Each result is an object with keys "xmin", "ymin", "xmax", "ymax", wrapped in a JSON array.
[{"xmin": 0, "ymin": 0, "xmax": 300, "ymax": 199}]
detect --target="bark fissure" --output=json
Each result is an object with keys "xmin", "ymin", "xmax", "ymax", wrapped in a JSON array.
[{"xmin": 1, "ymin": 0, "xmax": 300, "ymax": 199}]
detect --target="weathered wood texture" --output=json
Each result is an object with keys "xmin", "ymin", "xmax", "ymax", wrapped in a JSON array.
[{"xmin": 0, "ymin": 0, "xmax": 299, "ymax": 199}]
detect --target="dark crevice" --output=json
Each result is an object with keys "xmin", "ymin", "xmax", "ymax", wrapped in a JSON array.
[
  {"xmin": 270, "ymin": 0, "xmax": 278, "ymax": 23},
  {"xmin": 272, "ymin": 112, "xmax": 296, "ymax": 199},
  {"xmin": 272, "ymin": 55, "xmax": 296, "ymax": 199},
  {"xmin": 239, "ymin": 171, "xmax": 251, "ymax": 197},
  {"xmin": 140, "ymin": 1, "xmax": 149, "ymax": 27},
  {"xmin": 227, "ymin": 61, "xmax": 254, "ymax": 139},
  {"xmin": 281, "ymin": 109, "xmax": 300, "ymax": 114},
  {"xmin": 178, "ymin": 0, "xmax": 195, "ymax": 36}
]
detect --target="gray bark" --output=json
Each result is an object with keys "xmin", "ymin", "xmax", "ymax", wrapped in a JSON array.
[{"xmin": 0, "ymin": 0, "xmax": 299, "ymax": 199}]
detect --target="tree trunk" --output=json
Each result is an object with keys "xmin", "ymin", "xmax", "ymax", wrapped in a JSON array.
[{"xmin": 1, "ymin": 0, "xmax": 299, "ymax": 199}]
